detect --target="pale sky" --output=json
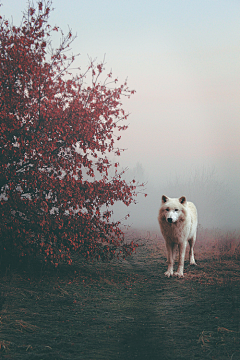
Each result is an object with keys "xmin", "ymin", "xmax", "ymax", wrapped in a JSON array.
[{"xmin": 2, "ymin": 0, "xmax": 240, "ymax": 229}]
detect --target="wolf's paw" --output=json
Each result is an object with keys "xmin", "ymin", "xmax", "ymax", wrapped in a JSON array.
[
  {"xmin": 164, "ymin": 270, "xmax": 173, "ymax": 278},
  {"xmin": 190, "ymin": 260, "xmax": 197, "ymax": 266},
  {"xmin": 174, "ymin": 271, "xmax": 184, "ymax": 278}
]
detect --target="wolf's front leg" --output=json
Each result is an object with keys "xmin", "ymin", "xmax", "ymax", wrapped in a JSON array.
[
  {"xmin": 164, "ymin": 242, "xmax": 175, "ymax": 277},
  {"xmin": 174, "ymin": 242, "xmax": 187, "ymax": 278}
]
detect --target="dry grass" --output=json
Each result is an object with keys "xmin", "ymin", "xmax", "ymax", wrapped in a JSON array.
[{"xmin": 195, "ymin": 227, "xmax": 240, "ymax": 261}]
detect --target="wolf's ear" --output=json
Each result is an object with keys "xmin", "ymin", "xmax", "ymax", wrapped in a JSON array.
[
  {"xmin": 162, "ymin": 195, "xmax": 169, "ymax": 203},
  {"xmin": 179, "ymin": 196, "xmax": 187, "ymax": 205}
]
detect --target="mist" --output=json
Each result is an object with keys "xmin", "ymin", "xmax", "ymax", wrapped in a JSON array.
[
  {"xmin": 111, "ymin": 162, "xmax": 240, "ymax": 232},
  {"xmin": 2, "ymin": 0, "xmax": 240, "ymax": 232}
]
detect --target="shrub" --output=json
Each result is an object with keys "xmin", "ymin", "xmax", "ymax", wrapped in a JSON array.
[{"xmin": 0, "ymin": 1, "xmax": 144, "ymax": 266}]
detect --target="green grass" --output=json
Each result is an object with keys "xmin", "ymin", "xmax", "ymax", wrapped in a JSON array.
[{"xmin": 0, "ymin": 230, "xmax": 239, "ymax": 359}]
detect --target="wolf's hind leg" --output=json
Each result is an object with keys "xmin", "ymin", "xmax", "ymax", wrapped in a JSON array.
[{"xmin": 188, "ymin": 236, "xmax": 197, "ymax": 265}]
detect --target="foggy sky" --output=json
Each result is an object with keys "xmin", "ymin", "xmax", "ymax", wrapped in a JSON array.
[{"xmin": 2, "ymin": 0, "xmax": 240, "ymax": 230}]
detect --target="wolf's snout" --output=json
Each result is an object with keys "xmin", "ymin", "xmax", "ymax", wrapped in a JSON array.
[{"xmin": 167, "ymin": 218, "xmax": 172, "ymax": 223}]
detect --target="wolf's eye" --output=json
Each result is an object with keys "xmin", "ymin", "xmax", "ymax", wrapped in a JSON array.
[
  {"xmin": 166, "ymin": 208, "xmax": 169, "ymax": 212},
  {"xmin": 175, "ymin": 209, "xmax": 179, "ymax": 211}
]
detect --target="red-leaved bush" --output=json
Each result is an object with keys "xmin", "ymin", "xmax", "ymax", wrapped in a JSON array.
[{"xmin": 0, "ymin": 1, "xmax": 145, "ymax": 266}]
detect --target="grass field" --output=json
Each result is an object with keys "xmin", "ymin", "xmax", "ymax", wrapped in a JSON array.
[{"xmin": 0, "ymin": 228, "xmax": 239, "ymax": 359}]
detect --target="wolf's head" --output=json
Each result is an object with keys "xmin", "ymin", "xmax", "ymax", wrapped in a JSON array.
[{"xmin": 160, "ymin": 195, "xmax": 187, "ymax": 223}]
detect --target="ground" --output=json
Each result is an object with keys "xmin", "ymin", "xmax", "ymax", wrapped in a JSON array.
[{"xmin": 0, "ymin": 229, "xmax": 239, "ymax": 359}]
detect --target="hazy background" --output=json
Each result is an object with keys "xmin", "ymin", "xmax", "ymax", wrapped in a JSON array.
[{"xmin": 2, "ymin": 0, "xmax": 240, "ymax": 230}]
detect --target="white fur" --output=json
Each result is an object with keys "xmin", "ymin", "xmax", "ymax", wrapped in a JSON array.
[{"xmin": 158, "ymin": 195, "xmax": 198, "ymax": 278}]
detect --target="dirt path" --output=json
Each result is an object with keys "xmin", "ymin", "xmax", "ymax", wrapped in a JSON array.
[
  {"xmin": 108, "ymin": 252, "xmax": 239, "ymax": 360},
  {"xmin": 0, "ymin": 237, "xmax": 239, "ymax": 359}
]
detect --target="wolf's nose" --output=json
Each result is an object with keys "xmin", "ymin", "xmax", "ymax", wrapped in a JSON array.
[{"xmin": 167, "ymin": 218, "xmax": 172, "ymax": 223}]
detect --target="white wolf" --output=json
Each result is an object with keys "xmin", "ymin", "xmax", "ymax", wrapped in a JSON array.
[{"xmin": 158, "ymin": 195, "xmax": 198, "ymax": 278}]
